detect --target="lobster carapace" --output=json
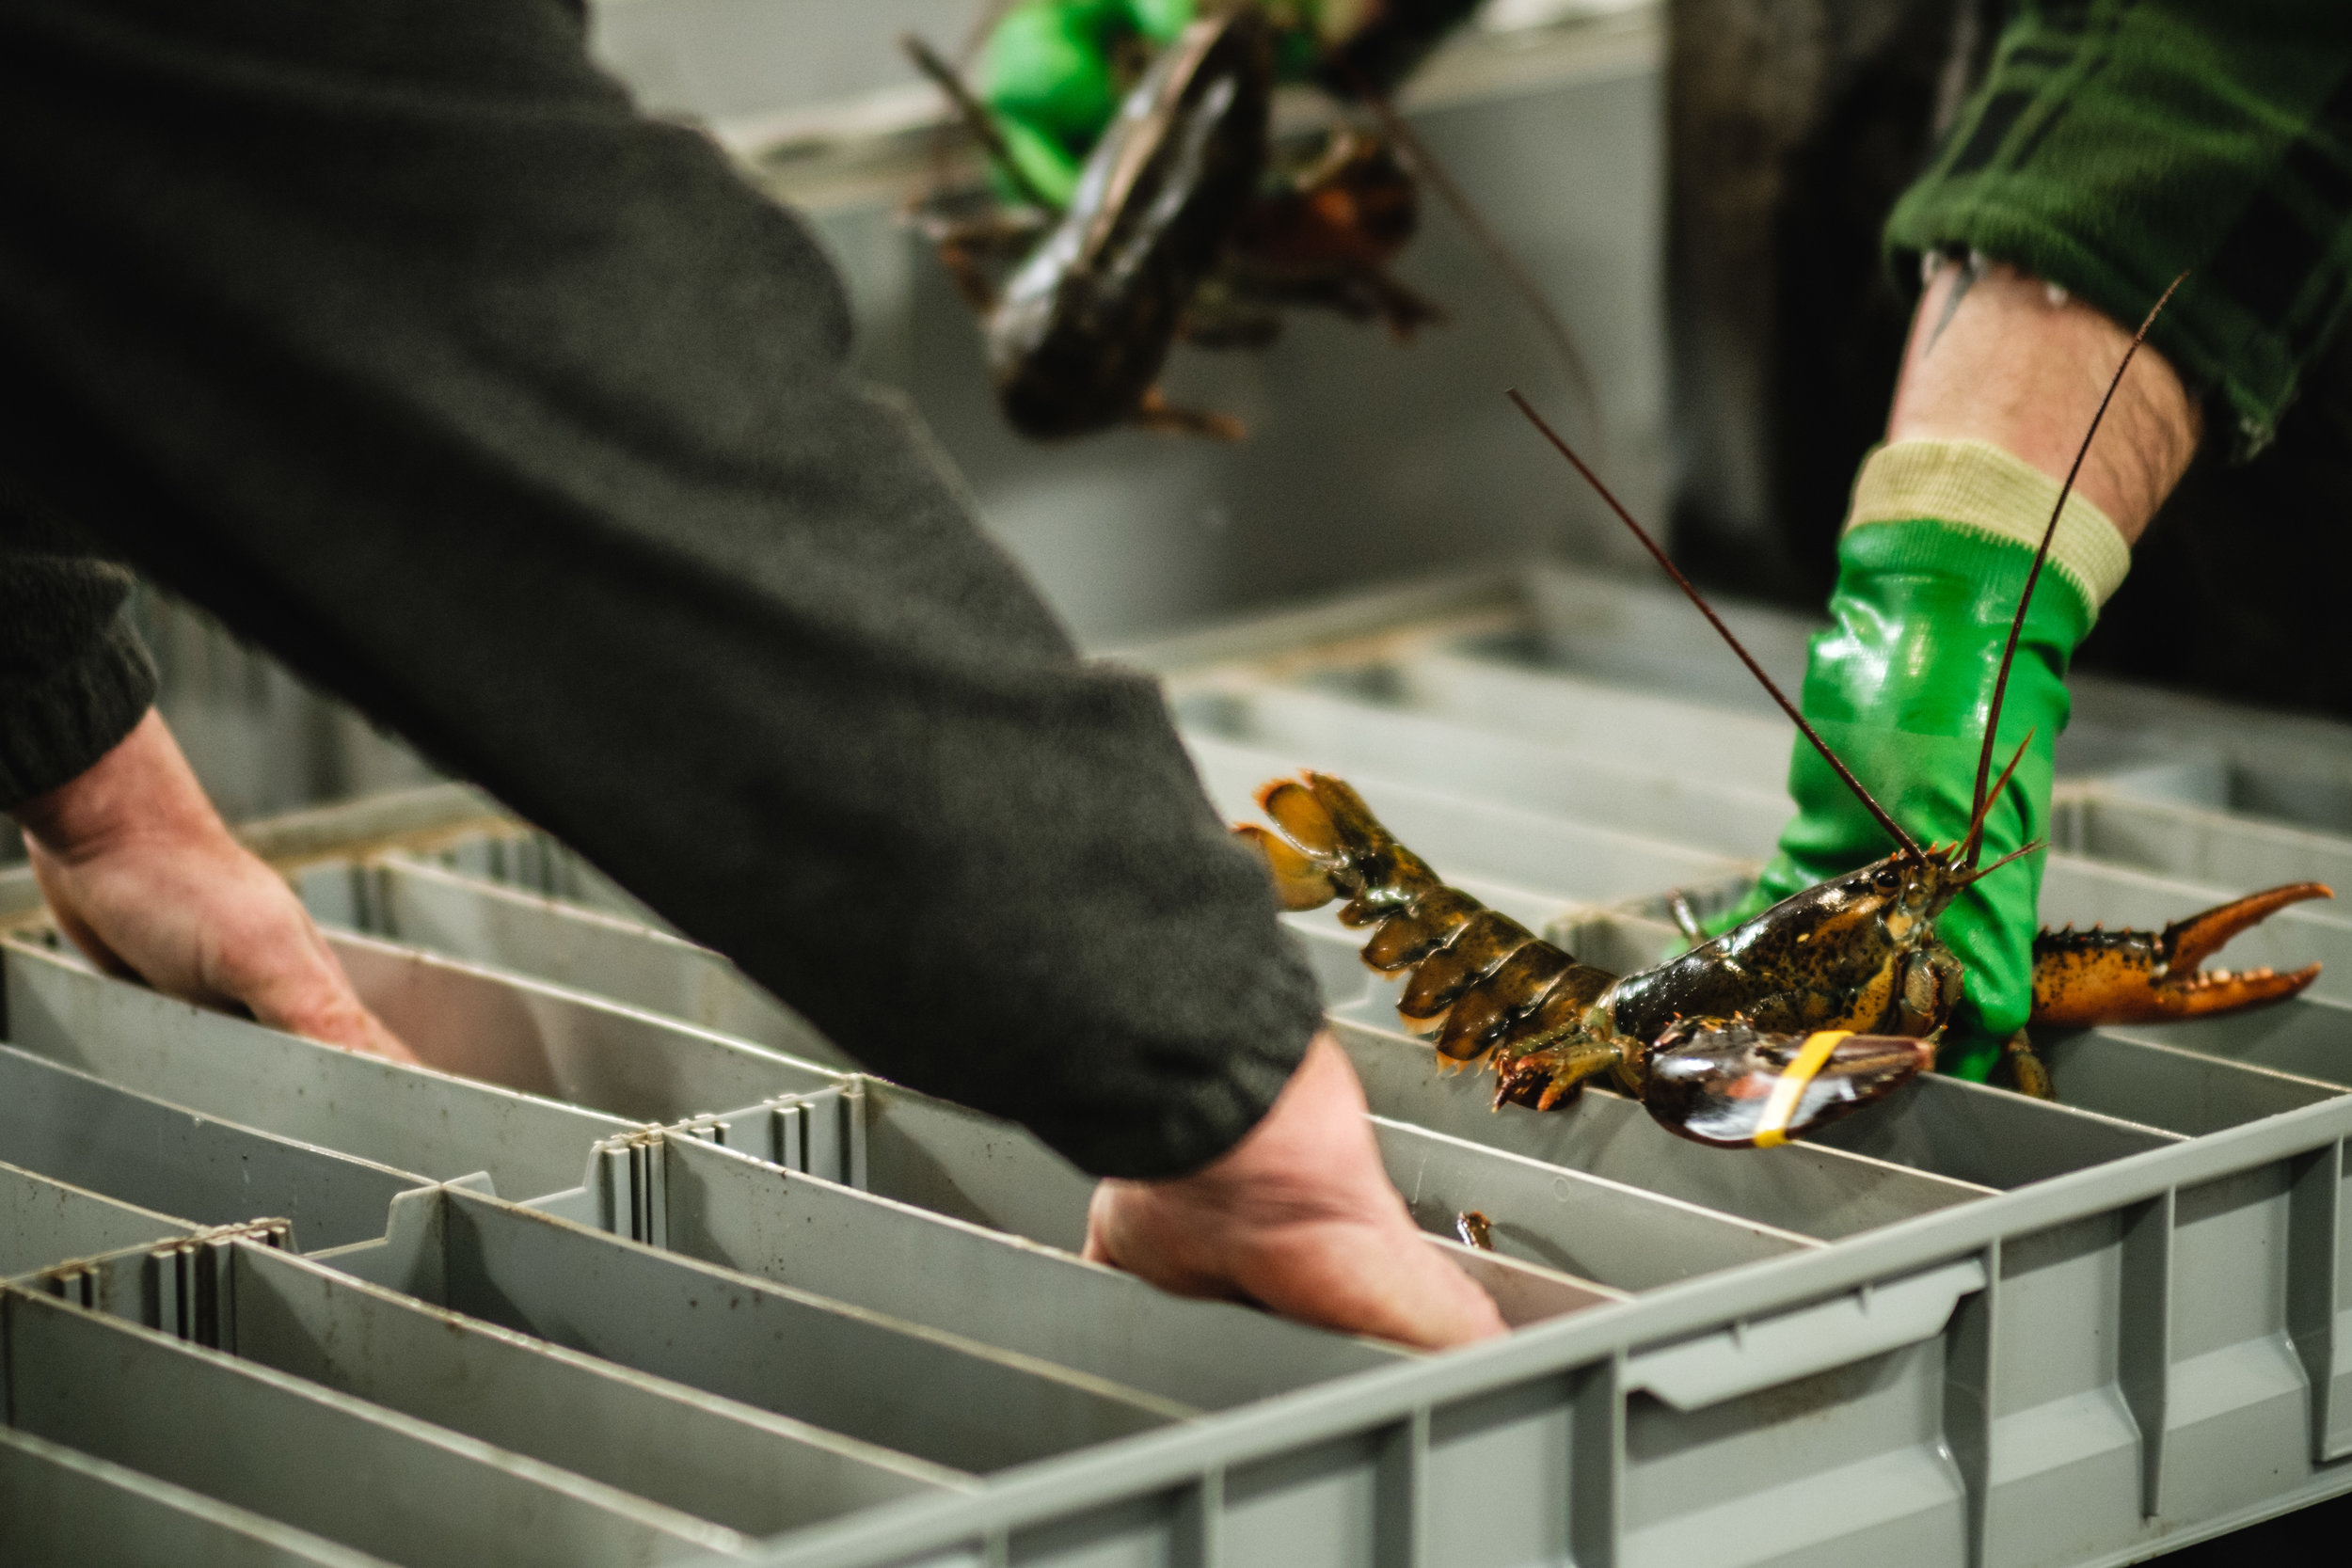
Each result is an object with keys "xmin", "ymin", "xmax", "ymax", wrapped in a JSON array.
[{"xmin": 1235, "ymin": 280, "xmax": 2332, "ymax": 1148}]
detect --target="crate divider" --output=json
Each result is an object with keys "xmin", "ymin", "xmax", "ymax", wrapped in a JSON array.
[
  {"xmin": 228, "ymin": 1239, "xmax": 964, "ymax": 1535},
  {"xmin": 0, "ymin": 1423, "xmax": 397, "ymax": 1568},
  {"xmin": 0, "ymin": 1047, "xmax": 428, "ymax": 1253},
  {"xmin": 306, "ymin": 854, "xmax": 853, "ymax": 1069},
  {"xmin": 316, "ymin": 1184, "xmax": 1191, "ymax": 1474},
  {"xmin": 322, "ymin": 930, "xmax": 844, "ymax": 1124},
  {"xmin": 1189, "ymin": 733, "xmax": 1747, "ymax": 906},
  {"xmin": 0, "ymin": 1159, "xmax": 196, "ymax": 1280},
  {"xmin": 1178, "ymin": 675, "xmax": 1787, "ymax": 858},
  {"xmin": 658, "ymin": 1132, "xmax": 1406, "ymax": 1407},
  {"xmin": 2038, "ymin": 1029, "xmax": 2349, "ymax": 1139},
  {"xmin": 1368, "ymin": 1116, "xmax": 1820, "ymax": 1289}
]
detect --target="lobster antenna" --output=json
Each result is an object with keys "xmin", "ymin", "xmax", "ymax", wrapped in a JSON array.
[
  {"xmin": 1958, "ymin": 730, "xmax": 2034, "ymax": 867},
  {"xmin": 1965, "ymin": 271, "xmax": 2187, "ymax": 866},
  {"xmin": 1510, "ymin": 389, "xmax": 1924, "ymax": 862},
  {"xmin": 1966, "ymin": 838, "xmax": 2045, "ymax": 884},
  {"xmin": 899, "ymin": 32, "xmax": 1058, "ymax": 212},
  {"xmin": 1357, "ymin": 85, "xmax": 1601, "ymax": 436}
]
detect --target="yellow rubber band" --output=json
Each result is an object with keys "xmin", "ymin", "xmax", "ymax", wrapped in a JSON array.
[{"xmin": 1753, "ymin": 1031, "xmax": 1851, "ymax": 1148}]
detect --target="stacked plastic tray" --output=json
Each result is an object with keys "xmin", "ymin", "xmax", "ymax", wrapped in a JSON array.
[{"xmin": 8, "ymin": 566, "xmax": 2352, "ymax": 1568}]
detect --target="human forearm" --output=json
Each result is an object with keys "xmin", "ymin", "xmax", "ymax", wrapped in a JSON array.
[
  {"xmin": 1887, "ymin": 261, "xmax": 2201, "ymax": 544},
  {"xmin": 0, "ymin": 0, "xmax": 1317, "ymax": 1180}
]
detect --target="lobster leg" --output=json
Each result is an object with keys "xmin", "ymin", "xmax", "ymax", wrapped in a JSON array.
[
  {"xmin": 1132, "ymin": 388, "xmax": 1247, "ymax": 442},
  {"xmin": 1493, "ymin": 1036, "xmax": 1620, "ymax": 1113},
  {"xmin": 2031, "ymin": 882, "xmax": 2334, "ymax": 1027}
]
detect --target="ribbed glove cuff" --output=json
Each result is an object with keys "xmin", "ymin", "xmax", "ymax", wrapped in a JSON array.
[{"xmin": 1845, "ymin": 438, "xmax": 2132, "ymax": 618}]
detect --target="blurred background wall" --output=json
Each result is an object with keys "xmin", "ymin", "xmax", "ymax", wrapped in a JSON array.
[{"xmin": 56, "ymin": 0, "xmax": 2312, "ymax": 860}]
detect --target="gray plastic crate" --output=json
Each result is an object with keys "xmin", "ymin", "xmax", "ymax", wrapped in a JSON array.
[{"xmin": 10, "ymin": 567, "xmax": 2352, "ymax": 1567}]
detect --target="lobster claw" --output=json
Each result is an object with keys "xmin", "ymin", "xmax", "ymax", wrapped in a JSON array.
[
  {"xmin": 1639, "ymin": 1019, "xmax": 1933, "ymax": 1149},
  {"xmin": 2031, "ymin": 882, "xmax": 2333, "ymax": 1028}
]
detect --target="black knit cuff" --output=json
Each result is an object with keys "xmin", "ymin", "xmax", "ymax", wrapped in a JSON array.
[
  {"xmin": 1031, "ymin": 950, "xmax": 1326, "ymax": 1181},
  {"xmin": 0, "ymin": 612, "xmax": 158, "ymax": 811}
]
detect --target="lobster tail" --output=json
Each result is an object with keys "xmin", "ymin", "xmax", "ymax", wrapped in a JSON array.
[
  {"xmin": 1232, "ymin": 824, "xmax": 1341, "ymax": 911},
  {"xmin": 1246, "ymin": 773, "xmax": 1446, "ymax": 925},
  {"xmin": 1240, "ymin": 773, "xmax": 1618, "ymax": 1070}
]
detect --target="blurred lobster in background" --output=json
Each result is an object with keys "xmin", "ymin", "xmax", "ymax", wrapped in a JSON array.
[{"xmin": 901, "ymin": 1, "xmax": 1567, "ymax": 440}]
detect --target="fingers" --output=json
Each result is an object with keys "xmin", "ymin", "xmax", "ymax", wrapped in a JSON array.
[
  {"xmin": 234, "ymin": 945, "xmax": 421, "ymax": 1065},
  {"xmin": 198, "ymin": 870, "xmax": 420, "ymax": 1064}
]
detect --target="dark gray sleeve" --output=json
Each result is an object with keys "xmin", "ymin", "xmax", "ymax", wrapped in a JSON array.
[
  {"xmin": 0, "ymin": 0, "xmax": 1321, "ymax": 1177},
  {"xmin": 0, "ymin": 495, "xmax": 157, "ymax": 811}
]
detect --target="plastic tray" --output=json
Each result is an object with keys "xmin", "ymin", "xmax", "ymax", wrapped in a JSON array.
[{"xmin": 8, "ymin": 567, "xmax": 2352, "ymax": 1568}]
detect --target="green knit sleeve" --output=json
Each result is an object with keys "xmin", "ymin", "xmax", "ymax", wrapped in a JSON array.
[{"xmin": 1886, "ymin": 1, "xmax": 2352, "ymax": 458}]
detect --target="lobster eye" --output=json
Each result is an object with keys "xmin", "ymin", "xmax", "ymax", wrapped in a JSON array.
[{"xmin": 1874, "ymin": 866, "xmax": 1901, "ymax": 893}]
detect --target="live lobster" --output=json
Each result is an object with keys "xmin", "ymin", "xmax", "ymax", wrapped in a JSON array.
[{"xmin": 1235, "ymin": 287, "xmax": 2331, "ymax": 1149}]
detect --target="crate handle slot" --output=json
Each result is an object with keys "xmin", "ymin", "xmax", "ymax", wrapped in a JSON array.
[{"xmin": 1625, "ymin": 1257, "xmax": 1986, "ymax": 1410}]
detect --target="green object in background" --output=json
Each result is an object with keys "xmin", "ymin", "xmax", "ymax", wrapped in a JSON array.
[
  {"xmin": 976, "ymin": 0, "xmax": 1203, "ymax": 208},
  {"xmin": 1128, "ymin": 0, "xmax": 1198, "ymax": 44},
  {"xmin": 1707, "ymin": 516, "xmax": 2092, "ymax": 1082},
  {"xmin": 990, "ymin": 109, "xmax": 1087, "ymax": 209}
]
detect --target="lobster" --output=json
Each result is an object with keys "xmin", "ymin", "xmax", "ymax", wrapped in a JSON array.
[
  {"xmin": 1234, "ymin": 288, "xmax": 2332, "ymax": 1149},
  {"xmin": 901, "ymin": 1, "xmax": 1538, "ymax": 440}
]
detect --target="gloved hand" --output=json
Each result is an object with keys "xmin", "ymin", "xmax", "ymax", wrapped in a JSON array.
[
  {"xmin": 1707, "ymin": 438, "xmax": 2131, "ymax": 1080},
  {"xmin": 977, "ymin": 0, "xmax": 1200, "ymax": 208}
]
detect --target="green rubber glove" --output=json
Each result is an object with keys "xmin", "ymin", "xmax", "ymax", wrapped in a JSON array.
[
  {"xmin": 977, "ymin": 0, "xmax": 1199, "ymax": 208},
  {"xmin": 1707, "ymin": 439, "xmax": 2131, "ymax": 1080}
]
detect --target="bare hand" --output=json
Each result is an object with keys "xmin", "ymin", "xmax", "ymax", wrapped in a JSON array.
[
  {"xmin": 1084, "ymin": 1031, "xmax": 1506, "ymax": 1350},
  {"xmin": 12, "ymin": 710, "xmax": 415, "ymax": 1063}
]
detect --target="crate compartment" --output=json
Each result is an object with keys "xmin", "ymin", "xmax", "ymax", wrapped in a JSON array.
[
  {"xmin": 0, "ymin": 1285, "xmax": 746, "ymax": 1567},
  {"xmin": 14, "ymin": 564, "xmax": 2352, "ymax": 1564},
  {"xmin": 304, "ymin": 856, "xmax": 850, "ymax": 1070},
  {"xmin": 224, "ymin": 1242, "xmax": 960, "ymax": 1535},
  {"xmin": 0, "ymin": 1047, "xmax": 427, "ymax": 1250},
  {"xmin": 1811, "ymin": 1074, "xmax": 2183, "ymax": 1190},
  {"xmin": 656, "ymin": 1132, "xmax": 1405, "ymax": 1407},
  {"xmin": 850, "ymin": 1076, "xmax": 1621, "ymax": 1325},
  {"xmin": 1189, "ymin": 734, "xmax": 1747, "ymax": 907},
  {"xmin": 325, "ymin": 1186, "xmax": 1188, "ymax": 1472},
  {"xmin": 2058, "ymin": 791, "xmax": 2352, "ymax": 894},
  {"xmin": 0, "ymin": 1424, "xmax": 394, "ymax": 1568},
  {"xmin": 2035, "ymin": 1031, "xmax": 2347, "ymax": 1139},
  {"xmin": 1174, "ymin": 677, "xmax": 1787, "ymax": 859},
  {"xmin": 1368, "ymin": 1118, "xmax": 1818, "ymax": 1289},
  {"xmin": 1376, "ymin": 645, "xmax": 1798, "ymax": 791},
  {"xmin": 0, "ymin": 1161, "xmax": 192, "ymax": 1279},
  {"xmin": 322, "ymin": 931, "xmax": 842, "ymax": 1122},
  {"xmin": 1332, "ymin": 1019, "xmax": 1990, "ymax": 1241},
  {"xmin": 428, "ymin": 829, "xmax": 657, "ymax": 923},
  {"xmin": 3, "ymin": 940, "xmax": 632, "ymax": 1199}
]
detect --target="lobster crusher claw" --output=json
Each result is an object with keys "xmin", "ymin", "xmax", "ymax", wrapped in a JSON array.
[{"xmin": 1639, "ymin": 1022, "xmax": 1938, "ymax": 1149}]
